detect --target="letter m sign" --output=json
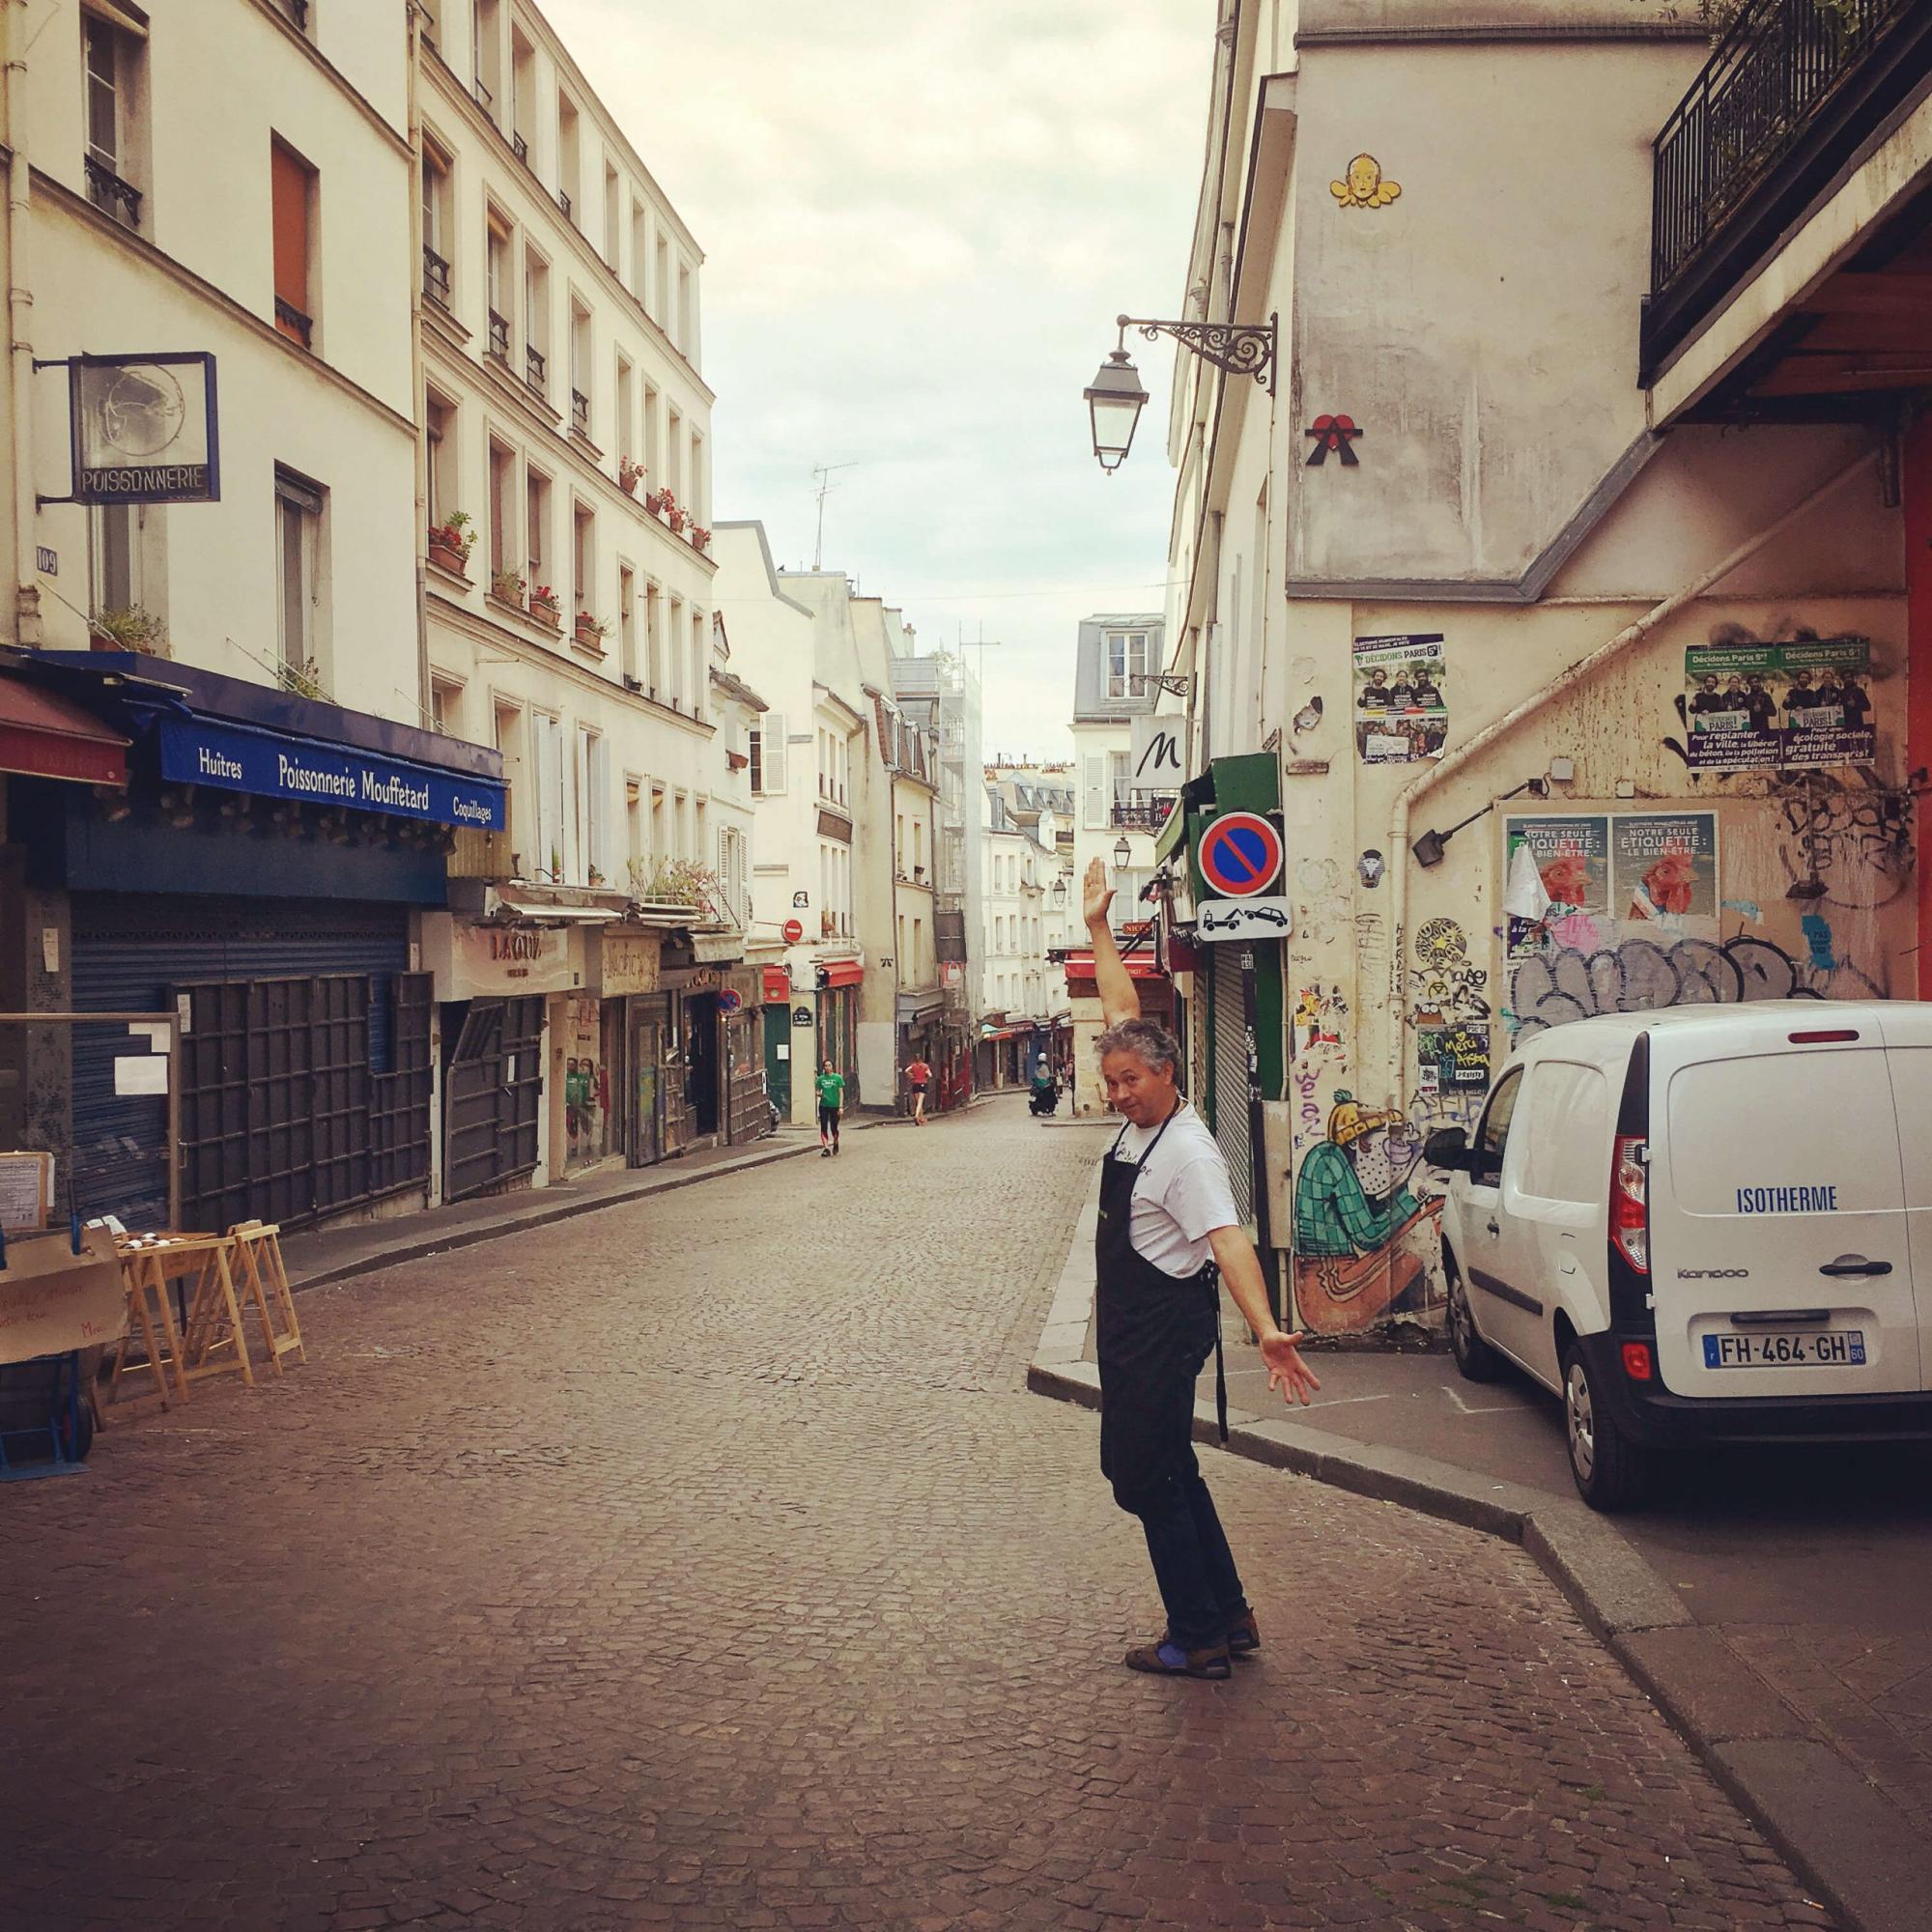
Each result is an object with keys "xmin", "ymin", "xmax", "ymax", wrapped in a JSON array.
[{"xmin": 1128, "ymin": 715, "xmax": 1184, "ymax": 794}]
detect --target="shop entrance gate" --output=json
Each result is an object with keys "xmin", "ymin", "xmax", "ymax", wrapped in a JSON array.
[{"xmin": 443, "ymin": 996, "xmax": 543, "ymax": 1201}]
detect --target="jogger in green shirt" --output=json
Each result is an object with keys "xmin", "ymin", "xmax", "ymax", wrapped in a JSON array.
[{"xmin": 815, "ymin": 1062, "xmax": 845, "ymax": 1155}]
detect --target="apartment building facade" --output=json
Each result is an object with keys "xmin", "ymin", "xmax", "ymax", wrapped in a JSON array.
[
  {"xmin": 0, "ymin": 0, "xmax": 513, "ymax": 1236},
  {"xmin": 412, "ymin": 0, "xmax": 763, "ymax": 1192}
]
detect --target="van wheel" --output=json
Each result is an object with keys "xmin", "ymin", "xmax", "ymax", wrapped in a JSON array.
[
  {"xmin": 1445, "ymin": 1254, "xmax": 1504, "ymax": 1383},
  {"xmin": 1561, "ymin": 1343, "xmax": 1649, "ymax": 1512}
]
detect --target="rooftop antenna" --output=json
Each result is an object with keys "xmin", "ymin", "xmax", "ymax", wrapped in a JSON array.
[{"xmin": 811, "ymin": 461, "xmax": 859, "ymax": 570}]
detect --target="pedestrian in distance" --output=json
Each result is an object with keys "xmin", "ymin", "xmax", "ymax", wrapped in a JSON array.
[
  {"xmin": 1081, "ymin": 856, "xmax": 1321, "ymax": 1680},
  {"xmin": 815, "ymin": 1059, "xmax": 845, "ymax": 1156},
  {"xmin": 905, "ymin": 1055, "xmax": 932, "ymax": 1125}
]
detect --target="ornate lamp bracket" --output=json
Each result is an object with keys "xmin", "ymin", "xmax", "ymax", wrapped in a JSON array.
[
  {"xmin": 1153, "ymin": 673, "xmax": 1194, "ymax": 697},
  {"xmin": 1118, "ymin": 313, "xmax": 1277, "ymax": 393}
]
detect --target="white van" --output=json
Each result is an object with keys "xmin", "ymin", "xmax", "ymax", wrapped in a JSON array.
[{"xmin": 1425, "ymin": 1002, "xmax": 1932, "ymax": 1510}]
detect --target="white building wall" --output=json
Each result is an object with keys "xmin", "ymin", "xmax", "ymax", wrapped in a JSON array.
[{"xmin": 20, "ymin": 0, "xmax": 418, "ymax": 712}]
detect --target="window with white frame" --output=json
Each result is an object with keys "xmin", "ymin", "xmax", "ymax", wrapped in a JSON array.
[
  {"xmin": 573, "ymin": 724, "xmax": 607, "ymax": 884},
  {"xmin": 645, "ymin": 581, "xmax": 663, "ymax": 696},
  {"xmin": 530, "ymin": 710, "xmax": 565, "ymax": 881},
  {"xmin": 666, "ymin": 594, "xmax": 684, "ymax": 708},
  {"xmin": 83, "ymin": 13, "xmax": 146, "ymax": 227},
  {"xmin": 274, "ymin": 466, "xmax": 325, "ymax": 685},
  {"xmin": 1106, "ymin": 629, "xmax": 1151, "ymax": 699}
]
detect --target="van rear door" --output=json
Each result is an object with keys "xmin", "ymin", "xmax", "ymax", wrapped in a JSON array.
[
  {"xmin": 1649, "ymin": 1012, "xmax": 1919, "ymax": 1399},
  {"xmin": 1877, "ymin": 1007, "xmax": 1932, "ymax": 1393}
]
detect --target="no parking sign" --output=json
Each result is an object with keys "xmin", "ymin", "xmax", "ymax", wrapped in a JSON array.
[{"xmin": 1197, "ymin": 811, "xmax": 1283, "ymax": 897}]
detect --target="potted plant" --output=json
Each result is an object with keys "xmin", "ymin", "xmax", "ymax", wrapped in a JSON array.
[
  {"xmin": 586, "ymin": 863, "xmax": 606, "ymax": 888},
  {"xmin": 87, "ymin": 605, "xmax": 168, "ymax": 656},
  {"xmin": 618, "ymin": 457, "xmax": 645, "ymax": 496},
  {"xmin": 574, "ymin": 611, "xmax": 610, "ymax": 646},
  {"xmin": 491, "ymin": 568, "xmax": 526, "ymax": 606},
  {"xmin": 664, "ymin": 493, "xmax": 688, "ymax": 536},
  {"xmin": 427, "ymin": 510, "xmax": 474, "ymax": 575},
  {"xmin": 642, "ymin": 486, "xmax": 666, "ymax": 517},
  {"xmin": 689, "ymin": 525, "xmax": 711, "ymax": 554},
  {"xmin": 528, "ymin": 582, "xmax": 561, "ymax": 627}
]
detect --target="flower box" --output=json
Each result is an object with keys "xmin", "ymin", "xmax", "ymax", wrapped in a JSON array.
[
  {"xmin": 618, "ymin": 458, "xmax": 645, "ymax": 497},
  {"xmin": 528, "ymin": 585, "xmax": 562, "ymax": 628},
  {"xmin": 689, "ymin": 525, "xmax": 712, "ymax": 554}
]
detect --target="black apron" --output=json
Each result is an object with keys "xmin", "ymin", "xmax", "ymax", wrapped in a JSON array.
[{"xmin": 1094, "ymin": 1108, "xmax": 1229, "ymax": 1512}]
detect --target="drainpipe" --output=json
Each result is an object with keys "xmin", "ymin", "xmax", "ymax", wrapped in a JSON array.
[
  {"xmin": 5, "ymin": 0, "xmax": 40, "ymax": 644},
  {"xmin": 1384, "ymin": 444, "xmax": 1880, "ymax": 1115},
  {"xmin": 405, "ymin": 0, "xmax": 431, "ymax": 726}
]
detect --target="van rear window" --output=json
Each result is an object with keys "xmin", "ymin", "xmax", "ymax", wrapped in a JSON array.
[{"xmin": 1665, "ymin": 1051, "xmax": 1901, "ymax": 1216}]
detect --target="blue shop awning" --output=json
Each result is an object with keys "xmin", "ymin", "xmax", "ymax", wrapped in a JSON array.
[{"xmin": 33, "ymin": 651, "xmax": 506, "ymax": 831}]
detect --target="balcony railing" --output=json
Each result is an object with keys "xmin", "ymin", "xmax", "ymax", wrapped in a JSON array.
[
  {"xmin": 1109, "ymin": 795, "xmax": 1177, "ymax": 834},
  {"xmin": 1644, "ymin": 0, "xmax": 1927, "ymax": 376},
  {"xmin": 513, "ymin": 131, "xmax": 528, "ymax": 163},
  {"xmin": 487, "ymin": 309, "xmax": 510, "ymax": 358},
  {"xmin": 281, "ymin": 0, "xmax": 308, "ymax": 27},
  {"xmin": 526, "ymin": 342, "xmax": 547, "ymax": 392},
  {"xmin": 274, "ymin": 297, "xmax": 313, "ymax": 348},
  {"xmin": 84, "ymin": 154, "xmax": 141, "ymax": 228},
  {"xmin": 570, "ymin": 388, "xmax": 590, "ymax": 433},
  {"xmin": 557, "ymin": 186, "xmax": 573, "ymax": 221},
  {"xmin": 422, "ymin": 245, "xmax": 452, "ymax": 309}
]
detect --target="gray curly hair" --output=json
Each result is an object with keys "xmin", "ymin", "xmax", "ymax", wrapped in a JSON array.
[{"xmin": 1093, "ymin": 1017, "xmax": 1180, "ymax": 1076}]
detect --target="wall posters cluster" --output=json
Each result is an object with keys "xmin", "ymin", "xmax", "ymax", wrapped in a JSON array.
[
  {"xmin": 1353, "ymin": 633, "xmax": 1448, "ymax": 764},
  {"xmin": 1684, "ymin": 638, "xmax": 1873, "ymax": 771},
  {"xmin": 1503, "ymin": 811, "xmax": 1719, "ymax": 961}
]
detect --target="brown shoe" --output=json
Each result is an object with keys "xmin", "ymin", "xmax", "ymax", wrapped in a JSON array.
[
  {"xmin": 1225, "ymin": 1609, "xmax": 1261, "ymax": 1659},
  {"xmin": 1124, "ymin": 1638, "xmax": 1232, "ymax": 1680}
]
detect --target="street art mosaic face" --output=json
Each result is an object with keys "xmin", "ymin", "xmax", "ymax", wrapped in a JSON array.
[{"xmin": 1330, "ymin": 153, "xmax": 1401, "ymax": 209}]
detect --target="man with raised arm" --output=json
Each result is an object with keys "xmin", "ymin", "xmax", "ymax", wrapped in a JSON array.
[{"xmin": 1081, "ymin": 856, "xmax": 1320, "ymax": 1680}]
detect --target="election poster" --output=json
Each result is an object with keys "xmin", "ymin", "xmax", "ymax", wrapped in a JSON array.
[
  {"xmin": 1353, "ymin": 633, "xmax": 1448, "ymax": 764},
  {"xmin": 1503, "ymin": 813, "xmax": 1609, "ymax": 959},
  {"xmin": 1611, "ymin": 812, "xmax": 1719, "ymax": 931},
  {"xmin": 1684, "ymin": 638, "xmax": 1874, "ymax": 772}
]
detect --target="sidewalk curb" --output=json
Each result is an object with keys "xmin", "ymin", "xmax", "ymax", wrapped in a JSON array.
[
  {"xmin": 288, "ymin": 1138, "xmax": 821, "ymax": 1295},
  {"xmin": 1026, "ymin": 1180, "xmax": 1916, "ymax": 1932}
]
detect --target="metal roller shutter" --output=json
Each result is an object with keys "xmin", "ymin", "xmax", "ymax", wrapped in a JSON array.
[
  {"xmin": 69, "ymin": 895, "xmax": 411, "ymax": 1229},
  {"xmin": 1211, "ymin": 948, "xmax": 1254, "ymax": 1224}
]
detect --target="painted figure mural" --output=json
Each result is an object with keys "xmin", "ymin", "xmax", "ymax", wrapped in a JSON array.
[{"xmin": 1292, "ymin": 1092, "xmax": 1441, "ymax": 1335}]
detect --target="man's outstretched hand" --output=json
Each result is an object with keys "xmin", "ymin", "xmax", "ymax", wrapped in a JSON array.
[
  {"xmin": 1082, "ymin": 855, "xmax": 1114, "ymax": 931},
  {"xmin": 1261, "ymin": 1331, "xmax": 1321, "ymax": 1406}
]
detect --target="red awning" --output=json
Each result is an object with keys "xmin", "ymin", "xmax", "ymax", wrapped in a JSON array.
[
  {"xmin": 0, "ymin": 677, "xmax": 128, "ymax": 786},
  {"xmin": 762, "ymin": 967, "xmax": 791, "ymax": 1003},
  {"xmin": 818, "ymin": 959, "xmax": 864, "ymax": 989},
  {"xmin": 1060, "ymin": 950, "xmax": 1167, "ymax": 980}
]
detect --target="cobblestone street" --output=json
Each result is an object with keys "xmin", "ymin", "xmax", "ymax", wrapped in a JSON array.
[{"xmin": 1, "ymin": 1099, "xmax": 1830, "ymax": 1931}]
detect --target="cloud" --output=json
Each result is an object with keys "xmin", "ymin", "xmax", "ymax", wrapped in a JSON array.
[{"xmin": 544, "ymin": 0, "xmax": 1209, "ymax": 756}]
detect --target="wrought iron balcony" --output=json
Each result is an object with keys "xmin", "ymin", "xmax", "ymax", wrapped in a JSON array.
[
  {"xmin": 487, "ymin": 309, "xmax": 510, "ymax": 358},
  {"xmin": 513, "ymin": 131, "xmax": 528, "ymax": 163},
  {"xmin": 83, "ymin": 154, "xmax": 141, "ymax": 228},
  {"xmin": 557, "ymin": 186, "xmax": 573, "ymax": 221},
  {"xmin": 422, "ymin": 245, "xmax": 452, "ymax": 309},
  {"xmin": 525, "ymin": 342, "xmax": 547, "ymax": 392},
  {"xmin": 1643, "ymin": 0, "xmax": 1930, "ymax": 381},
  {"xmin": 571, "ymin": 388, "xmax": 590, "ymax": 433},
  {"xmin": 274, "ymin": 296, "xmax": 313, "ymax": 348},
  {"xmin": 1109, "ymin": 795, "xmax": 1177, "ymax": 834}
]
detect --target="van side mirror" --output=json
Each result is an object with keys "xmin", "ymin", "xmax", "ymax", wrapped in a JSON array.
[{"xmin": 1422, "ymin": 1127, "xmax": 1470, "ymax": 1172}]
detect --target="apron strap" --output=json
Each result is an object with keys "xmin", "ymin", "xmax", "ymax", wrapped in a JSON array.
[{"xmin": 1207, "ymin": 1264, "xmax": 1229, "ymax": 1445}]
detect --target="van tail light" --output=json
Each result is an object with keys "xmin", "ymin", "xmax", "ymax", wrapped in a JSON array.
[
  {"xmin": 1610, "ymin": 1133, "xmax": 1649, "ymax": 1274},
  {"xmin": 1621, "ymin": 1341, "xmax": 1654, "ymax": 1381}
]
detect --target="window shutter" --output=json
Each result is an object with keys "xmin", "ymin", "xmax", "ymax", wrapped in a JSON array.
[
  {"xmin": 762, "ymin": 711, "xmax": 786, "ymax": 794},
  {"xmin": 1083, "ymin": 753, "xmax": 1106, "ymax": 830},
  {"xmin": 271, "ymin": 142, "xmax": 310, "ymax": 317}
]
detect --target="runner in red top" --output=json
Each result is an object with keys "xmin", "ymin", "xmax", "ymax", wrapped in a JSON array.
[{"xmin": 905, "ymin": 1057, "xmax": 933, "ymax": 1125}]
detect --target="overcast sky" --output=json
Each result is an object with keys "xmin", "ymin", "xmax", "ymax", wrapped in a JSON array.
[{"xmin": 544, "ymin": 0, "xmax": 1211, "ymax": 764}]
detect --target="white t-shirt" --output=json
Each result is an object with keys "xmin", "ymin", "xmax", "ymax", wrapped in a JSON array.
[{"xmin": 1111, "ymin": 1102, "xmax": 1242, "ymax": 1278}]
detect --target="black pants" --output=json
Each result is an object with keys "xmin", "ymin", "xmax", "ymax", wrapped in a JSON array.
[
  {"xmin": 818, "ymin": 1105, "xmax": 840, "ymax": 1145},
  {"xmin": 1125, "ymin": 1436, "xmax": 1249, "ymax": 1651}
]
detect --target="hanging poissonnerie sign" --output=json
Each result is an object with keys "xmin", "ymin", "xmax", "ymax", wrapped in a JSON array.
[{"xmin": 59, "ymin": 352, "xmax": 220, "ymax": 504}]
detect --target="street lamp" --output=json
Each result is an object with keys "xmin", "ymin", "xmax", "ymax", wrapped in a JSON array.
[
  {"xmin": 1086, "ymin": 313, "xmax": 1278, "ymax": 474},
  {"xmin": 1112, "ymin": 836, "xmax": 1132, "ymax": 871},
  {"xmin": 1049, "ymin": 877, "xmax": 1067, "ymax": 909},
  {"xmin": 1084, "ymin": 336, "xmax": 1151, "ymax": 475}
]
